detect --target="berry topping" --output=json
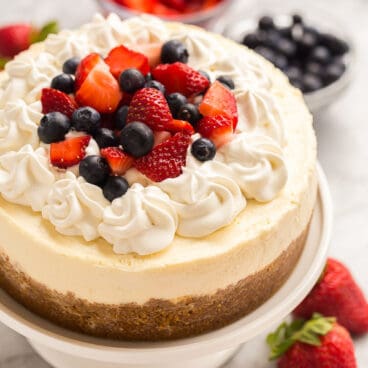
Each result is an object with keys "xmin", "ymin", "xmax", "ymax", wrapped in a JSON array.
[
  {"xmin": 191, "ymin": 138, "xmax": 216, "ymax": 162},
  {"xmin": 199, "ymin": 81, "xmax": 238, "ymax": 129},
  {"xmin": 134, "ymin": 132, "xmax": 191, "ymax": 182},
  {"xmin": 79, "ymin": 155, "xmax": 110, "ymax": 186},
  {"xmin": 72, "ymin": 106, "xmax": 101, "ymax": 133},
  {"xmin": 75, "ymin": 57, "xmax": 122, "ymax": 114},
  {"xmin": 258, "ymin": 15, "xmax": 274, "ymax": 30},
  {"xmin": 127, "ymin": 88, "xmax": 173, "ymax": 131},
  {"xmin": 94, "ymin": 128, "xmax": 118, "ymax": 149},
  {"xmin": 166, "ymin": 92, "xmax": 188, "ymax": 118},
  {"xmin": 145, "ymin": 80, "xmax": 166, "ymax": 95},
  {"xmin": 105, "ymin": 44, "xmax": 149, "ymax": 78},
  {"xmin": 50, "ymin": 135, "xmax": 91, "ymax": 169},
  {"xmin": 120, "ymin": 122, "xmax": 154, "ymax": 158},
  {"xmin": 50, "ymin": 73, "xmax": 75, "ymax": 94},
  {"xmin": 197, "ymin": 115, "xmax": 233, "ymax": 148},
  {"xmin": 165, "ymin": 119, "xmax": 195, "ymax": 135},
  {"xmin": 101, "ymin": 147, "xmax": 134, "ymax": 175},
  {"xmin": 160, "ymin": 40, "xmax": 189, "ymax": 64},
  {"xmin": 102, "ymin": 176, "xmax": 129, "ymax": 202},
  {"xmin": 75, "ymin": 53, "xmax": 102, "ymax": 90},
  {"xmin": 38, "ymin": 112, "xmax": 71, "ymax": 144},
  {"xmin": 216, "ymin": 75, "xmax": 235, "ymax": 90},
  {"xmin": 177, "ymin": 103, "xmax": 202, "ymax": 127},
  {"xmin": 62, "ymin": 57, "xmax": 80, "ymax": 75},
  {"xmin": 115, "ymin": 105, "xmax": 129, "ymax": 131},
  {"xmin": 119, "ymin": 68, "xmax": 146, "ymax": 94},
  {"xmin": 153, "ymin": 131, "xmax": 172, "ymax": 147},
  {"xmin": 41, "ymin": 88, "xmax": 77, "ymax": 118},
  {"xmin": 152, "ymin": 62, "xmax": 210, "ymax": 97}
]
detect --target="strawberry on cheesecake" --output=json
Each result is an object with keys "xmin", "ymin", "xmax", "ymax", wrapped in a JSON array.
[{"xmin": 0, "ymin": 15, "xmax": 317, "ymax": 340}]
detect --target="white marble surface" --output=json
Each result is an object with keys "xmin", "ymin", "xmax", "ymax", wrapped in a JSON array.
[{"xmin": 0, "ymin": 0, "xmax": 367, "ymax": 366}]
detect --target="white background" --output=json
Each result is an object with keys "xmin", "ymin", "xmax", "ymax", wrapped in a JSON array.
[{"xmin": 0, "ymin": 0, "xmax": 367, "ymax": 366}]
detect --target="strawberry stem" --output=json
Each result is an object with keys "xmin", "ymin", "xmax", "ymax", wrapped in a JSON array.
[{"xmin": 30, "ymin": 21, "xmax": 59, "ymax": 44}]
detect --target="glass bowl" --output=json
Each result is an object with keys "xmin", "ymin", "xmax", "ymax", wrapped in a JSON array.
[{"xmin": 96, "ymin": 0, "xmax": 235, "ymax": 29}]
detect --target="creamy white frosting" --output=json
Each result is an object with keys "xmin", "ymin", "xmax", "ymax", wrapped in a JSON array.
[{"xmin": 0, "ymin": 15, "xmax": 288, "ymax": 255}]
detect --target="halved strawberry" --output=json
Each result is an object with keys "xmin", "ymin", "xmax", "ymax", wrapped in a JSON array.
[
  {"xmin": 197, "ymin": 115, "xmax": 233, "ymax": 148},
  {"xmin": 50, "ymin": 135, "xmax": 91, "ymax": 169},
  {"xmin": 75, "ymin": 53, "xmax": 101, "ymax": 90},
  {"xmin": 153, "ymin": 131, "xmax": 172, "ymax": 147},
  {"xmin": 105, "ymin": 45, "xmax": 149, "ymax": 78},
  {"xmin": 41, "ymin": 88, "xmax": 77, "ymax": 118},
  {"xmin": 75, "ymin": 60, "xmax": 122, "ymax": 114},
  {"xmin": 166, "ymin": 119, "xmax": 195, "ymax": 134},
  {"xmin": 100, "ymin": 147, "xmax": 134, "ymax": 175},
  {"xmin": 130, "ymin": 42, "xmax": 163, "ymax": 68},
  {"xmin": 134, "ymin": 132, "xmax": 191, "ymax": 182},
  {"xmin": 199, "ymin": 81, "xmax": 238, "ymax": 129},
  {"xmin": 152, "ymin": 62, "xmax": 210, "ymax": 97}
]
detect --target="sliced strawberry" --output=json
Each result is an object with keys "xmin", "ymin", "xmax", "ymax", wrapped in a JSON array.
[
  {"xmin": 199, "ymin": 81, "xmax": 238, "ymax": 129},
  {"xmin": 127, "ymin": 88, "xmax": 172, "ymax": 131},
  {"xmin": 130, "ymin": 42, "xmax": 163, "ymax": 68},
  {"xmin": 166, "ymin": 119, "xmax": 195, "ymax": 134},
  {"xmin": 152, "ymin": 62, "xmax": 210, "ymax": 97},
  {"xmin": 105, "ymin": 45, "xmax": 150, "ymax": 78},
  {"xmin": 76, "ymin": 60, "xmax": 122, "ymax": 114},
  {"xmin": 100, "ymin": 147, "xmax": 134, "ymax": 175},
  {"xmin": 153, "ymin": 131, "xmax": 172, "ymax": 147},
  {"xmin": 75, "ymin": 53, "xmax": 101, "ymax": 90},
  {"xmin": 134, "ymin": 132, "xmax": 191, "ymax": 182},
  {"xmin": 50, "ymin": 136, "xmax": 91, "ymax": 169},
  {"xmin": 41, "ymin": 88, "xmax": 77, "ymax": 118},
  {"xmin": 197, "ymin": 115, "xmax": 233, "ymax": 148}
]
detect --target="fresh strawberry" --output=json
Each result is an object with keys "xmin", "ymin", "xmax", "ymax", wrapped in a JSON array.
[
  {"xmin": 293, "ymin": 258, "xmax": 368, "ymax": 335},
  {"xmin": 153, "ymin": 131, "xmax": 172, "ymax": 147},
  {"xmin": 100, "ymin": 147, "xmax": 134, "ymax": 175},
  {"xmin": 0, "ymin": 24, "xmax": 32, "ymax": 58},
  {"xmin": 75, "ymin": 59, "xmax": 122, "ymax": 114},
  {"xmin": 50, "ymin": 136, "xmax": 91, "ymax": 169},
  {"xmin": 134, "ymin": 132, "xmax": 191, "ymax": 182},
  {"xmin": 197, "ymin": 115, "xmax": 233, "ymax": 147},
  {"xmin": 199, "ymin": 80, "xmax": 238, "ymax": 129},
  {"xmin": 105, "ymin": 45, "xmax": 149, "ymax": 78},
  {"xmin": 41, "ymin": 88, "xmax": 77, "ymax": 118},
  {"xmin": 268, "ymin": 314, "xmax": 357, "ymax": 368},
  {"xmin": 166, "ymin": 119, "xmax": 195, "ymax": 134},
  {"xmin": 75, "ymin": 53, "xmax": 102, "ymax": 90},
  {"xmin": 130, "ymin": 42, "xmax": 163, "ymax": 68},
  {"xmin": 152, "ymin": 62, "xmax": 210, "ymax": 97},
  {"xmin": 127, "ymin": 88, "xmax": 172, "ymax": 131}
]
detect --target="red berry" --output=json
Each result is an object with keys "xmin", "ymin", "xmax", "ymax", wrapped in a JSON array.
[
  {"xmin": 166, "ymin": 119, "xmax": 195, "ymax": 135},
  {"xmin": 50, "ymin": 136, "xmax": 91, "ymax": 169},
  {"xmin": 100, "ymin": 147, "xmax": 134, "ymax": 175},
  {"xmin": 197, "ymin": 115, "xmax": 233, "ymax": 148},
  {"xmin": 131, "ymin": 42, "xmax": 163, "ymax": 68},
  {"xmin": 75, "ymin": 53, "xmax": 101, "ymax": 90},
  {"xmin": 199, "ymin": 81, "xmax": 238, "ymax": 129},
  {"xmin": 152, "ymin": 62, "xmax": 210, "ymax": 97},
  {"xmin": 41, "ymin": 88, "xmax": 77, "ymax": 118},
  {"xmin": 134, "ymin": 132, "xmax": 191, "ymax": 182},
  {"xmin": 0, "ymin": 24, "xmax": 32, "ymax": 58},
  {"xmin": 105, "ymin": 45, "xmax": 149, "ymax": 79}
]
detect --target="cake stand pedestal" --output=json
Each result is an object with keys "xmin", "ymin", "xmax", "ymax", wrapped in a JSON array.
[{"xmin": 0, "ymin": 165, "xmax": 332, "ymax": 368}]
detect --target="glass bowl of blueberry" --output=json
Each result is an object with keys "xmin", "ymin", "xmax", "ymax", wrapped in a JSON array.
[{"xmin": 212, "ymin": 2, "xmax": 355, "ymax": 113}]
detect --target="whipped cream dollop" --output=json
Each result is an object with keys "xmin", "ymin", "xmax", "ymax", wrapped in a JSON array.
[{"xmin": 0, "ymin": 14, "xmax": 288, "ymax": 255}]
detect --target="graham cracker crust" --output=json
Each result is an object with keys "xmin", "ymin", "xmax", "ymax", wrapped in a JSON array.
[{"xmin": 0, "ymin": 224, "xmax": 309, "ymax": 341}]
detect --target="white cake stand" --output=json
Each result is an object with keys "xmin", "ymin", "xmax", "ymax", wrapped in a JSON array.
[{"xmin": 0, "ymin": 164, "xmax": 332, "ymax": 368}]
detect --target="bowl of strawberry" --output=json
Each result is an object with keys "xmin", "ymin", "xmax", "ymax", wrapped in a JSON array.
[
  {"xmin": 96, "ymin": 0, "xmax": 234, "ymax": 28},
  {"xmin": 37, "ymin": 38, "xmax": 238, "ymax": 202}
]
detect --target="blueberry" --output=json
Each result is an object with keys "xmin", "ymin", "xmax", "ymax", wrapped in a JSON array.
[
  {"xmin": 296, "ymin": 32, "xmax": 318, "ymax": 55},
  {"xmin": 178, "ymin": 103, "xmax": 202, "ymax": 127},
  {"xmin": 305, "ymin": 61, "xmax": 324, "ymax": 76},
  {"xmin": 216, "ymin": 75, "xmax": 235, "ymax": 90},
  {"xmin": 254, "ymin": 46, "xmax": 275, "ymax": 62},
  {"xmin": 242, "ymin": 33, "xmax": 261, "ymax": 49},
  {"xmin": 191, "ymin": 138, "xmax": 216, "ymax": 162},
  {"xmin": 79, "ymin": 156, "xmax": 110, "ymax": 186},
  {"xmin": 292, "ymin": 14, "xmax": 303, "ymax": 25},
  {"xmin": 273, "ymin": 53, "xmax": 288, "ymax": 70},
  {"xmin": 38, "ymin": 112, "xmax": 71, "ymax": 144},
  {"xmin": 62, "ymin": 57, "xmax": 80, "ymax": 75},
  {"xmin": 302, "ymin": 73, "xmax": 323, "ymax": 93},
  {"xmin": 310, "ymin": 46, "xmax": 331, "ymax": 65},
  {"xmin": 145, "ymin": 80, "xmax": 166, "ymax": 95},
  {"xmin": 319, "ymin": 33, "xmax": 349, "ymax": 56},
  {"xmin": 275, "ymin": 38, "xmax": 297, "ymax": 58},
  {"xmin": 166, "ymin": 93, "xmax": 188, "ymax": 118},
  {"xmin": 119, "ymin": 68, "xmax": 145, "ymax": 94},
  {"xmin": 115, "ymin": 105, "xmax": 129, "ymax": 131},
  {"xmin": 51, "ymin": 74, "xmax": 75, "ymax": 94},
  {"xmin": 161, "ymin": 40, "xmax": 189, "ymax": 64},
  {"xmin": 72, "ymin": 107, "xmax": 101, "ymax": 133},
  {"xmin": 145, "ymin": 72, "xmax": 153, "ymax": 82},
  {"xmin": 258, "ymin": 16, "xmax": 274, "ymax": 30},
  {"xmin": 324, "ymin": 61, "xmax": 346, "ymax": 85},
  {"xmin": 289, "ymin": 78, "xmax": 304, "ymax": 91},
  {"xmin": 94, "ymin": 128, "xmax": 118, "ymax": 149},
  {"xmin": 264, "ymin": 30, "xmax": 282, "ymax": 48},
  {"xmin": 278, "ymin": 27, "xmax": 293, "ymax": 39},
  {"xmin": 285, "ymin": 65, "xmax": 303, "ymax": 81},
  {"xmin": 199, "ymin": 70, "xmax": 211, "ymax": 82},
  {"xmin": 103, "ymin": 176, "xmax": 129, "ymax": 202},
  {"xmin": 120, "ymin": 122, "xmax": 154, "ymax": 158}
]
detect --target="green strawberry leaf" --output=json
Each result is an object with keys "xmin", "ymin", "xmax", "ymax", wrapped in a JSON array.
[
  {"xmin": 0, "ymin": 57, "xmax": 10, "ymax": 69},
  {"xmin": 31, "ymin": 21, "xmax": 59, "ymax": 44},
  {"xmin": 267, "ymin": 314, "xmax": 336, "ymax": 360}
]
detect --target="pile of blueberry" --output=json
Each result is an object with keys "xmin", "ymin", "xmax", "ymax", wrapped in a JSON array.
[{"xmin": 242, "ymin": 14, "xmax": 350, "ymax": 93}]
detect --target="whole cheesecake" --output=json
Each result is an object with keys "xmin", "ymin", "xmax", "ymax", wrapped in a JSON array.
[{"xmin": 0, "ymin": 14, "xmax": 317, "ymax": 341}]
